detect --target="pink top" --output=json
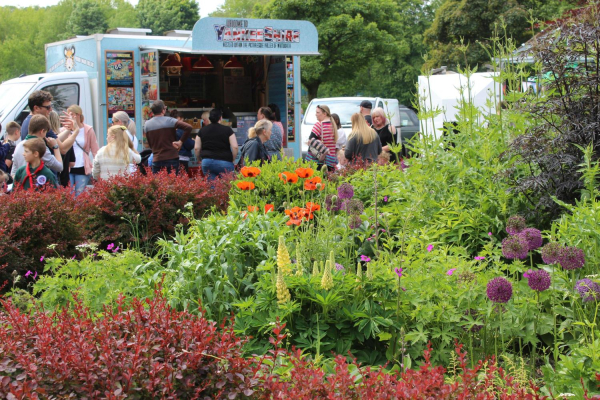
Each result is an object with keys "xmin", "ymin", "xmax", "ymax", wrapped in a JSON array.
[{"xmin": 311, "ymin": 120, "xmax": 336, "ymax": 157}]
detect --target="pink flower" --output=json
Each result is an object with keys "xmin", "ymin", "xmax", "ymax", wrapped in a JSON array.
[
  {"xmin": 71, "ymin": 255, "xmax": 76, "ymax": 259},
  {"xmin": 394, "ymin": 267, "xmax": 403, "ymax": 277},
  {"xmin": 427, "ymin": 244, "xmax": 434, "ymax": 252},
  {"xmin": 447, "ymin": 268, "xmax": 457, "ymax": 276},
  {"xmin": 107, "ymin": 243, "xmax": 115, "ymax": 250},
  {"xmin": 33, "ymin": 272, "xmax": 38, "ymax": 280},
  {"xmin": 384, "ymin": 196, "xmax": 388, "ymax": 202},
  {"xmin": 113, "ymin": 246, "xmax": 120, "ymax": 253},
  {"xmin": 488, "ymin": 232, "xmax": 492, "ymax": 236},
  {"xmin": 40, "ymin": 256, "xmax": 45, "ymax": 262},
  {"xmin": 474, "ymin": 256, "xmax": 485, "ymax": 261},
  {"xmin": 24, "ymin": 270, "xmax": 32, "ymax": 277}
]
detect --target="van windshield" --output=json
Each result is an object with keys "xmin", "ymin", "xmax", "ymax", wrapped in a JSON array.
[
  {"xmin": 0, "ymin": 81, "xmax": 34, "ymax": 120},
  {"xmin": 304, "ymin": 99, "xmax": 369, "ymax": 127}
]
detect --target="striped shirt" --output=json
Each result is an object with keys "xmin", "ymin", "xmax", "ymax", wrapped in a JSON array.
[
  {"xmin": 311, "ymin": 120, "xmax": 336, "ymax": 157},
  {"xmin": 92, "ymin": 146, "xmax": 141, "ymax": 180}
]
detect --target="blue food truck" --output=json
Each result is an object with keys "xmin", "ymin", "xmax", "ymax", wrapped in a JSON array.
[{"xmin": 0, "ymin": 17, "xmax": 319, "ymax": 159}]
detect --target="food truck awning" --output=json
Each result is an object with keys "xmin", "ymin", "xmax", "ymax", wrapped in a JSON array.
[{"xmin": 139, "ymin": 44, "xmax": 320, "ymax": 56}]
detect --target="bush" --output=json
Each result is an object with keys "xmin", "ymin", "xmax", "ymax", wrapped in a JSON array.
[
  {"xmin": 76, "ymin": 169, "xmax": 233, "ymax": 250},
  {"xmin": 0, "ymin": 291, "xmax": 258, "ymax": 399},
  {"xmin": 0, "ymin": 187, "xmax": 83, "ymax": 290}
]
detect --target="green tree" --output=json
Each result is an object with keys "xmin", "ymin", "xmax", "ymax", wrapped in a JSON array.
[
  {"xmin": 137, "ymin": 0, "xmax": 199, "ymax": 36},
  {"xmin": 106, "ymin": 0, "xmax": 140, "ymax": 30},
  {"xmin": 65, "ymin": 0, "xmax": 109, "ymax": 38},
  {"xmin": 210, "ymin": 0, "xmax": 265, "ymax": 17},
  {"xmin": 257, "ymin": 0, "xmax": 406, "ymax": 101}
]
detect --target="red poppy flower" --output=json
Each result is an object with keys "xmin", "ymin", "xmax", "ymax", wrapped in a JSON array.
[
  {"xmin": 264, "ymin": 204, "xmax": 274, "ymax": 213},
  {"xmin": 280, "ymin": 171, "xmax": 299, "ymax": 184},
  {"xmin": 247, "ymin": 205, "xmax": 259, "ymax": 212},
  {"xmin": 241, "ymin": 166, "xmax": 261, "ymax": 178},
  {"xmin": 305, "ymin": 202, "xmax": 321, "ymax": 212},
  {"xmin": 295, "ymin": 167, "xmax": 314, "ymax": 179},
  {"xmin": 237, "ymin": 181, "xmax": 255, "ymax": 190},
  {"xmin": 304, "ymin": 176, "xmax": 323, "ymax": 191}
]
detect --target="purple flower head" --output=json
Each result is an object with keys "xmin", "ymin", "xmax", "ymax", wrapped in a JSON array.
[
  {"xmin": 519, "ymin": 228, "xmax": 543, "ymax": 251},
  {"xmin": 501, "ymin": 235, "xmax": 529, "ymax": 260},
  {"xmin": 344, "ymin": 199, "xmax": 364, "ymax": 216},
  {"xmin": 394, "ymin": 267, "xmax": 403, "ymax": 278},
  {"xmin": 427, "ymin": 244, "xmax": 433, "ymax": 252},
  {"xmin": 558, "ymin": 246, "xmax": 585, "ymax": 270},
  {"xmin": 40, "ymin": 256, "xmax": 45, "ymax": 262},
  {"xmin": 488, "ymin": 232, "xmax": 493, "ymax": 236},
  {"xmin": 107, "ymin": 243, "xmax": 115, "ymax": 250},
  {"xmin": 360, "ymin": 255, "xmax": 371, "ymax": 263},
  {"xmin": 337, "ymin": 183, "xmax": 354, "ymax": 199},
  {"xmin": 383, "ymin": 196, "xmax": 388, "ymax": 203},
  {"xmin": 349, "ymin": 215, "xmax": 362, "ymax": 229},
  {"xmin": 25, "ymin": 270, "xmax": 32, "ymax": 277},
  {"xmin": 447, "ymin": 268, "xmax": 457, "ymax": 276},
  {"xmin": 474, "ymin": 256, "xmax": 485, "ymax": 261},
  {"xmin": 541, "ymin": 242, "xmax": 563, "ymax": 265},
  {"xmin": 575, "ymin": 279, "xmax": 600, "ymax": 302},
  {"xmin": 527, "ymin": 269, "xmax": 551, "ymax": 292},
  {"xmin": 523, "ymin": 269, "xmax": 533, "ymax": 279},
  {"xmin": 486, "ymin": 277, "xmax": 513, "ymax": 303},
  {"xmin": 335, "ymin": 263, "xmax": 345, "ymax": 271},
  {"xmin": 506, "ymin": 215, "xmax": 526, "ymax": 235}
]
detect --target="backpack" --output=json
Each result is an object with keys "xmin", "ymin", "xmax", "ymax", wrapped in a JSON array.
[{"xmin": 308, "ymin": 137, "xmax": 328, "ymax": 162}]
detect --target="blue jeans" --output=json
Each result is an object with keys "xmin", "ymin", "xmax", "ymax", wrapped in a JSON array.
[
  {"xmin": 69, "ymin": 173, "xmax": 91, "ymax": 197},
  {"xmin": 201, "ymin": 159, "xmax": 234, "ymax": 180},
  {"xmin": 152, "ymin": 158, "xmax": 180, "ymax": 175}
]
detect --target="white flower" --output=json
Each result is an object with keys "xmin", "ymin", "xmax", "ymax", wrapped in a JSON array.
[{"xmin": 558, "ymin": 394, "xmax": 575, "ymax": 398}]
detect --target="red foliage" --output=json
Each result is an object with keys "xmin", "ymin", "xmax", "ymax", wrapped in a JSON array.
[
  {"xmin": 0, "ymin": 187, "xmax": 83, "ymax": 287},
  {"xmin": 0, "ymin": 291, "xmax": 257, "ymax": 399},
  {"xmin": 76, "ymin": 169, "xmax": 234, "ymax": 246}
]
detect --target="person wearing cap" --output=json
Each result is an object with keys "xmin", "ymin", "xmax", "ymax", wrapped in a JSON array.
[{"xmin": 359, "ymin": 100, "xmax": 373, "ymax": 126}]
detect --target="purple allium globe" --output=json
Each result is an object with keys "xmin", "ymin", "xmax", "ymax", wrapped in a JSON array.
[
  {"xmin": 558, "ymin": 246, "xmax": 585, "ymax": 270},
  {"xmin": 487, "ymin": 277, "xmax": 513, "ymax": 303},
  {"xmin": 541, "ymin": 242, "xmax": 563, "ymax": 265},
  {"xmin": 506, "ymin": 215, "xmax": 526, "ymax": 235},
  {"xmin": 324, "ymin": 194, "xmax": 342, "ymax": 212},
  {"xmin": 344, "ymin": 199, "xmax": 364, "ymax": 215},
  {"xmin": 337, "ymin": 183, "xmax": 354, "ymax": 199},
  {"xmin": 349, "ymin": 215, "xmax": 362, "ymax": 229},
  {"xmin": 527, "ymin": 269, "xmax": 551, "ymax": 292},
  {"xmin": 575, "ymin": 279, "xmax": 600, "ymax": 302},
  {"xmin": 501, "ymin": 235, "xmax": 529, "ymax": 260},
  {"xmin": 519, "ymin": 228, "xmax": 543, "ymax": 251}
]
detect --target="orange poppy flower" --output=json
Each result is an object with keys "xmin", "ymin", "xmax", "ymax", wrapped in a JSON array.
[
  {"xmin": 285, "ymin": 206, "xmax": 303, "ymax": 215},
  {"xmin": 285, "ymin": 207, "xmax": 304, "ymax": 226},
  {"xmin": 264, "ymin": 204, "xmax": 274, "ymax": 213},
  {"xmin": 241, "ymin": 166, "xmax": 261, "ymax": 178},
  {"xmin": 237, "ymin": 181, "xmax": 255, "ymax": 190},
  {"xmin": 247, "ymin": 205, "xmax": 259, "ymax": 212},
  {"xmin": 279, "ymin": 171, "xmax": 299, "ymax": 184},
  {"xmin": 305, "ymin": 202, "xmax": 321, "ymax": 212},
  {"xmin": 295, "ymin": 167, "xmax": 314, "ymax": 179},
  {"xmin": 304, "ymin": 176, "xmax": 323, "ymax": 191}
]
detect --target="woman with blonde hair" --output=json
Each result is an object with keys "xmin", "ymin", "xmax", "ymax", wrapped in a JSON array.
[
  {"xmin": 93, "ymin": 125, "xmax": 141, "ymax": 180},
  {"xmin": 112, "ymin": 111, "xmax": 139, "ymax": 151},
  {"xmin": 49, "ymin": 110, "xmax": 76, "ymax": 187},
  {"xmin": 371, "ymin": 107, "xmax": 402, "ymax": 162},
  {"xmin": 239, "ymin": 119, "xmax": 272, "ymax": 166},
  {"xmin": 66, "ymin": 104, "xmax": 99, "ymax": 196},
  {"xmin": 344, "ymin": 113, "xmax": 382, "ymax": 163},
  {"xmin": 307, "ymin": 104, "xmax": 338, "ymax": 171}
]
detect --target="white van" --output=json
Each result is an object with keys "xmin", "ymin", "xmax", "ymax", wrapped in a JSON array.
[{"xmin": 300, "ymin": 97, "xmax": 401, "ymax": 155}]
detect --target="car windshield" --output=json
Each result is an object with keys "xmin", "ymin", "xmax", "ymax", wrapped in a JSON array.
[
  {"xmin": 0, "ymin": 81, "xmax": 34, "ymax": 120},
  {"xmin": 304, "ymin": 99, "xmax": 370, "ymax": 126}
]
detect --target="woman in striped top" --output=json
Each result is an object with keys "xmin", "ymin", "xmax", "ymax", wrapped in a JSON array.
[
  {"xmin": 308, "ymin": 104, "xmax": 338, "ymax": 171},
  {"xmin": 92, "ymin": 125, "xmax": 141, "ymax": 180}
]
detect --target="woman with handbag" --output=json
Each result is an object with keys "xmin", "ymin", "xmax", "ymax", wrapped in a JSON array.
[
  {"xmin": 67, "ymin": 105, "xmax": 99, "ymax": 196},
  {"xmin": 307, "ymin": 104, "xmax": 337, "ymax": 171}
]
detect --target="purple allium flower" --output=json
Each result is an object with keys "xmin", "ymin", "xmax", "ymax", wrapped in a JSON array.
[
  {"xmin": 462, "ymin": 309, "xmax": 484, "ymax": 333},
  {"xmin": 335, "ymin": 263, "xmax": 345, "ymax": 271},
  {"xmin": 360, "ymin": 255, "xmax": 371, "ymax": 262},
  {"xmin": 394, "ymin": 267, "xmax": 403, "ymax": 277},
  {"xmin": 344, "ymin": 199, "xmax": 364, "ymax": 215},
  {"xmin": 558, "ymin": 246, "xmax": 585, "ymax": 270},
  {"xmin": 519, "ymin": 228, "xmax": 543, "ymax": 251},
  {"xmin": 337, "ymin": 183, "xmax": 354, "ymax": 199},
  {"xmin": 541, "ymin": 242, "xmax": 563, "ymax": 265},
  {"xmin": 325, "ymin": 194, "xmax": 342, "ymax": 212},
  {"xmin": 447, "ymin": 268, "xmax": 457, "ymax": 276},
  {"xmin": 349, "ymin": 215, "xmax": 362, "ymax": 229},
  {"xmin": 575, "ymin": 279, "xmax": 600, "ymax": 302},
  {"xmin": 501, "ymin": 235, "xmax": 529, "ymax": 260},
  {"xmin": 486, "ymin": 277, "xmax": 513, "ymax": 303},
  {"xmin": 107, "ymin": 243, "xmax": 115, "ymax": 250},
  {"xmin": 527, "ymin": 269, "xmax": 551, "ymax": 292},
  {"xmin": 474, "ymin": 256, "xmax": 485, "ymax": 261},
  {"xmin": 427, "ymin": 244, "xmax": 433, "ymax": 252},
  {"xmin": 506, "ymin": 215, "xmax": 526, "ymax": 235}
]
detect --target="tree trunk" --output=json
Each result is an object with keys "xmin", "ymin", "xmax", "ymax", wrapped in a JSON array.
[{"xmin": 306, "ymin": 81, "xmax": 321, "ymax": 102}]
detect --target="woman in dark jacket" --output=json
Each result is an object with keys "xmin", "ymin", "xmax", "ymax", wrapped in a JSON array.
[{"xmin": 239, "ymin": 119, "xmax": 272, "ymax": 166}]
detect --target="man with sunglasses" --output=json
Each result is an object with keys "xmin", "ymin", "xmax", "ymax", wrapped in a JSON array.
[{"xmin": 20, "ymin": 90, "xmax": 58, "ymax": 142}]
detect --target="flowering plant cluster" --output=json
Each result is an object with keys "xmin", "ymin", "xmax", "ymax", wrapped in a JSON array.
[{"xmin": 502, "ymin": 215, "xmax": 542, "ymax": 260}]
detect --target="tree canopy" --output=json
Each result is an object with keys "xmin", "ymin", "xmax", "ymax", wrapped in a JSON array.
[{"xmin": 137, "ymin": 0, "xmax": 199, "ymax": 36}]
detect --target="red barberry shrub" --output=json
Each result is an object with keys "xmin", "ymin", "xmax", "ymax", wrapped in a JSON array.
[
  {"xmin": 76, "ymin": 169, "xmax": 234, "ymax": 247},
  {"xmin": 0, "ymin": 187, "xmax": 83, "ymax": 289},
  {"xmin": 0, "ymin": 291, "xmax": 258, "ymax": 399}
]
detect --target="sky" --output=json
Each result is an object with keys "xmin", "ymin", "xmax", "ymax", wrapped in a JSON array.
[{"xmin": 0, "ymin": 0, "xmax": 226, "ymax": 18}]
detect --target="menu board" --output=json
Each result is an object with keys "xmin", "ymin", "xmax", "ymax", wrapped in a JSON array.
[
  {"xmin": 140, "ymin": 50, "xmax": 159, "ymax": 124},
  {"xmin": 105, "ymin": 51, "xmax": 135, "ymax": 118},
  {"xmin": 236, "ymin": 115, "xmax": 258, "ymax": 146},
  {"xmin": 286, "ymin": 57, "xmax": 295, "ymax": 142}
]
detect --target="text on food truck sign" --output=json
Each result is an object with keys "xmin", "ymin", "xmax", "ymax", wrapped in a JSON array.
[{"xmin": 214, "ymin": 19, "xmax": 300, "ymax": 49}]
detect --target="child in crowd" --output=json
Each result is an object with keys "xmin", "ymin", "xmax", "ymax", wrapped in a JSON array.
[
  {"xmin": 0, "ymin": 170, "xmax": 9, "ymax": 194},
  {"xmin": 1, "ymin": 122, "xmax": 20, "ymax": 174},
  {"xmin": 14, "ymin": 138, "xmax": 58, "ymax": 190}
]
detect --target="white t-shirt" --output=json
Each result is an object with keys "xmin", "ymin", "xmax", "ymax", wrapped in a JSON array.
[
  {"xmin": 73, "ymin": 128, "xmax": 86, "ymax": 168},
  {"xmin": 126, "ymin": 129, "xmax": 139, "ymax": 152},
  {"xmin": 336, "ymin": 128, "xmax": 347, "ymax": 150}
]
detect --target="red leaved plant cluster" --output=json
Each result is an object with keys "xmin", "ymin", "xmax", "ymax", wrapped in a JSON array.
[
  {"xmin": 75, "ymin": 168, "xmax": 234, "ymax": 247},
  {"xmin": 0, "ymin": 290, "xmax": 546, "ymax": 399}
]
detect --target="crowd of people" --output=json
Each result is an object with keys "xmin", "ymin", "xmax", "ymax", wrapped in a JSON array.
[{"xmin": 0, "ymin": 94, "xmax": 401, "ymax": 194}]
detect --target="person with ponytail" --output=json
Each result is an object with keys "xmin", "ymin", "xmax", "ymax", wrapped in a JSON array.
[
  {"xmin": 307, "ymin": 104, "xmax": 338, "ymax": 171},
  {"xmin": 344, "ymin": 113, "xmax": 382, "ymax": 163},
  {"xmin": 239, "ymin": 119, "xmax": 272, "ymax": 166},
  {"xmin": 93, "ymin": 125, "xmax": 141, "ymax": 180}
]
